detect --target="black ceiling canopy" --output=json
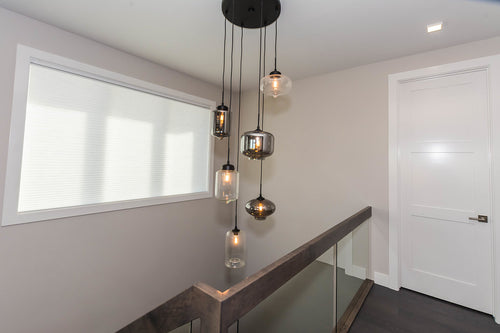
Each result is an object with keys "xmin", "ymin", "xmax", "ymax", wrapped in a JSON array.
[{"xmin": 222, "ymin": 0, "xmax": 281, "ymax": 29}]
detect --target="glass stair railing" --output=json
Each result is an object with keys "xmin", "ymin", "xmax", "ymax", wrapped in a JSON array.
[{"xmin": 118, "ymin": 206, "xmax": 372, "ymax": 333}]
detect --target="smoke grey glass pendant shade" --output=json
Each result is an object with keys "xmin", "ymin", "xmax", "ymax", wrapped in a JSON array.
[
  {"xmin": 245, "ymin": 195, "xmax": 276, "ymax": 220},
  {"xmin": 225, "ymin": 227, "xmax": 246, "ymax": 268},
  {"xmin": 241, "ymin": 129, "xmax": 274, "ymax": 160},
  {"xmin": 212, "ymin": 104, "xmax": 230, "ymax": 139},
  {"xmin": 260, "ymin": 70, "xmax": 292, "ymax": 98},
  {"xmin": 215, "ymin": 164, "xmax": 239, "ymax": 203}
]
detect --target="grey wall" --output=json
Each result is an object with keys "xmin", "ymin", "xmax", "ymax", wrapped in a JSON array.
[
  {"xmin": 0, "ymin": 8, "xmax": 232, "ymax": 333},
  {"xmin": 237, "ymin": 35, "xmax": 500, "ymax": 282},
  {"xmin": 3, "ymin": 5, "xmax": 500, "ymax": 332}
]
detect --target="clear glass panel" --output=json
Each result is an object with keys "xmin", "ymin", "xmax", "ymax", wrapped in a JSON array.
[
  {"xmin": 230, "ymin": 246, "xmax": 335, "ymax": 332},
  {"xmin": 335, "ymin": 222, "xmax": 369, "ymax": 331},
  {"xmin": 168, "ymin": 319, "xmax": 200, "ymax": 333}
]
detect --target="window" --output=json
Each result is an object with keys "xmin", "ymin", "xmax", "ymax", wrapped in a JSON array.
[{"xmin": 2, "ymin": 45, "xmax": 215, "ymax": 226}]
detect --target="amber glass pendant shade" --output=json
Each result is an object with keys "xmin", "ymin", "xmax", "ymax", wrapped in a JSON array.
[
  {"xmin": 212, "ymin": 104, "xmax": 230, "ymax": 139},
  {"xmin": 225, "ymin": 227, "xmax": 246, "ymax": 268},
  {"xmin": 240, "ymin": 129, "xmax": 274, "ymax": 160},
  {"xmin": 245, "ymin": 195, "xmax": 276, "ymax": 220},
  {"xmin": 260, "ymin": 70, "xmax": 292, "ymax": 98}
]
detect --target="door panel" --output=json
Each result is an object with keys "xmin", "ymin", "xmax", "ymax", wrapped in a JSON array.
[
  {"xmin": 399, "ymin": 69, "xmax": 493, "ymax": 313},
  {"xmin": 411, "ymin": 152, "xmax": 475, "ymax": 210}
]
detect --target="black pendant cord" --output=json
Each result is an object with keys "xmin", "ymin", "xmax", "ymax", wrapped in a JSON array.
[
  {"xmin": 256, "ymin": 26, "xmax": 263, "ymax": 131},
  {"xmin": 256, "ymin": 0, "xmax": 264, "ymax": 131},
  {"xmin": 236, "ymin": 27, "xmax": 244, "ymax": 173},
  {"xmin": 259, "ymin": 161, "xmax": 264, "ymax": 197},
  {"xmin": 227, "ymin": 20, "xmax": 235, "ymax": 165},
  {"xmin": 221, "ymin": 19, "xmax": 227, "ymax": 105},
  {"xmin": 262, "ymin": 26, "xmax": 267, "ymax": 129},
  {"xmin": 274, "ymin": 20, "xmax": 278, "ymax": 71},
  {"xmin": 259, "ymin": 26, "xmax": 267, "ymax": 198},
  {"xmin": 234, "ymin": 26, "xmax": 244, "ymax": 231}
]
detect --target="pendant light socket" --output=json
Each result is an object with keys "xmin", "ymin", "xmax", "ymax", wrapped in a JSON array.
[{"xmin": 222, "ymin": 163, "xmax": 235, "ymax": 170}]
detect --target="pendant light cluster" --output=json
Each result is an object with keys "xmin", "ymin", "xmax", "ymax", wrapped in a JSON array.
[{"xmin": 214, "ymin": 0, "xmax": 291, "ymax": 268}]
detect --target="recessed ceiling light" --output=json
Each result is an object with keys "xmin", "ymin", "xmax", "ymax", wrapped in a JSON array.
[{"xmin": 427, "ymin": 22, "xmax": 443, "ymax": 33}]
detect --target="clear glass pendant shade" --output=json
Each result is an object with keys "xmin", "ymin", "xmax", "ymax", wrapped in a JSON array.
[
  {"xmin": 212, "ymin": 104, "xmax": 230, "ymax": 139},
  {"xmin": 260, "ymin": 70, "xmax": 292, "ymax": 98},
  {"xmin": 225, "ymin": 228, "xmax": 246, "ymax": 268},
  {"xmin": 245, "ymin": 195, "xmax": 276, "ymax": 220},
  {"xmin": 215, "ymin": 164, "xmax": 239, "ymax": 203},
  {"xmin": 241, "ymin": 129, "xmax": 274, "ymax": 160}
]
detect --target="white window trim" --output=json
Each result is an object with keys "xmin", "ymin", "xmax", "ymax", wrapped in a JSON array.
[{"xmin": 2, "ymin": 44, "xmax": 216, "ymax": 226}]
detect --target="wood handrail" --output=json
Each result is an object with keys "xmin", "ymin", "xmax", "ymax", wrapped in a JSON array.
[{"xmin": 118, "ymin": 206, "xmax": 372, "ymax": 333}]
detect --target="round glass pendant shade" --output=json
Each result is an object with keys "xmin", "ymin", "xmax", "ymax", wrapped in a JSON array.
[
  {"xmin": 215, "ymin": 164, "xmax": 239, "ymax": 203},
  {"xmin": 245, "ymin": 195, "xmax": 276, "ymax": 220},
  {"xmin": 212, "ymin": 104, "xmax": 230, "ymax": 139},
  {"xmin": 260, "ymin": 70, "xmax": 292, "ymax": 98},
  {"xmin": 225, "ymin": 228, "xmax": 246, "ymax": 268},
  {"xmin": 241, "ymin": 129, "xmax": 274, "ymax": 160}
]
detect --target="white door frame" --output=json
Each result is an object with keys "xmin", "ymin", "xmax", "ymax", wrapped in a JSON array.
[{"xmin": 388, "ymin": 54, "xmax": 500, "ymax": 322}]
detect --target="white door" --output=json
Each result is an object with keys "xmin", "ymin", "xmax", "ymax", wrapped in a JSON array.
[{"xmin": 399, "ymin": 69, "xmax": 493, "ymax": 313}]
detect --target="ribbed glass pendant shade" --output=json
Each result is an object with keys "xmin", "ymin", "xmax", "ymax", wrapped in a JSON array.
[
  {"xmin": 260, "ymin": 70, "xmax": 292, "ymax": 98},
  {"xmin": 215, "ymin": 164, "xmax": 239, "ymax": 203},
  {"xmin": 245, "ymin": 195, "xmax": 276, "ymax": 220},
  {"xmin": 225, "ymin": 227, "xmax": 246, "ymax": 268},
  {"xmin": 212, "ymin": 104, "xmax": 230, "ymax": 139},
  {"xmin": 241, "ymin": 129, "xmax": 274, "ymax": 160}
]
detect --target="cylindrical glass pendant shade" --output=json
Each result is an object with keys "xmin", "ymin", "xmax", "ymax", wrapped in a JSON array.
[
  {"xmin": 241, "ymin": 129, "xmax": 274, "ymax": 160},
  {"xmin": 215, "ymin": 164, "xmax": 239, "ymax": 203},
  {"xmin": 260, "ymin": 70, "xmax": 292, "ymax": 98},
  {"xmin": 245, "ymin": 195, "xmax": 276, "ymax": 220},
  {"xmin": 225, "ymin": 228, "xmax": 246, "ymax": 268},
  {"xmin": 212, "ymin": 104, "xmax": 230, "ymax": 139}
]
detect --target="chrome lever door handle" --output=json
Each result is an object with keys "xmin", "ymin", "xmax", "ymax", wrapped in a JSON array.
[{"xmin": 469, "ymin": 215, "xmax": 488, "ymax": 223}]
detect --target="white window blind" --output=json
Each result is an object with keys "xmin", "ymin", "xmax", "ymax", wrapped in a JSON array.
[{"xmin": 2, "ymin": 46, "xmax": 214, "ymax": 226}]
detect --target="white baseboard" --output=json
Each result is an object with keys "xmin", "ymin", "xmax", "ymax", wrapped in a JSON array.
[
  {"xmin": 346, "ymin": 264, "xmax": 367, "ymax": 280},
  {"xmin": 374, "ymin": 271, "xmax": 393, "ymax": 289}
]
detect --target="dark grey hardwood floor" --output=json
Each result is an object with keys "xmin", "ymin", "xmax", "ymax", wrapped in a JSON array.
[{"xmin": 349, "ymin": 285, "xmax": 499, "ymax": 333}]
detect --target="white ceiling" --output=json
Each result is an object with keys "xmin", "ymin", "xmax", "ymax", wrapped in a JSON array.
[{"xmin": 2, "ymin": 0, "xmax": 500, "ymax": 90}]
